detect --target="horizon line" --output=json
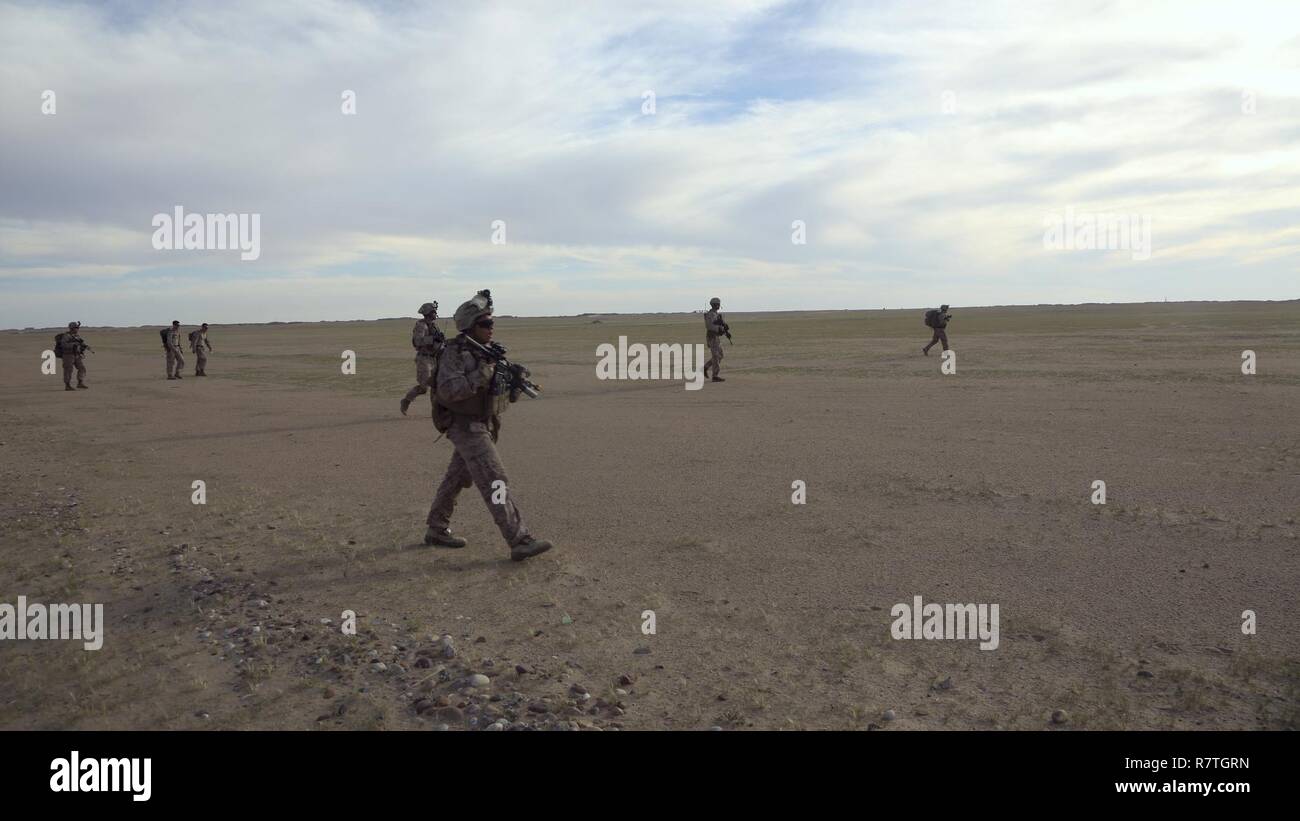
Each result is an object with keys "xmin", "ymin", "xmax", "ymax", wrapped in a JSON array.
[{"xmin": 5, "ymin": 296, "xmax": 1297, "ymax": 332}]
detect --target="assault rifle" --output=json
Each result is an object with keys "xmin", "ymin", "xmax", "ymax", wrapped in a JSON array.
[
  {"xmin": 719, "ymin": 320, "xmax": 733, "ymax": 345},
  {"xmin": 461, "ymin": 335, "xmax": 541, "ymax": 399}
]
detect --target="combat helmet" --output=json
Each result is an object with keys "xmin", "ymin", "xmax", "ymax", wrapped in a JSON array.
[
  {"xmin": 709, "ymin": 297, "xmax": 721, "ymax": 307},
  {"xmin": 418, "ymin": 302, "xmax": 438, "ymax": 317},
  {"xmin": 454, "ymin": 289, "xmax": 493, "ymax": 332}
]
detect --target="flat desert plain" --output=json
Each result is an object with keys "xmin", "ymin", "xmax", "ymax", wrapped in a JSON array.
[{"xmin": 1, "ymin": 301, "xmax": 1297, "ymax": 730}]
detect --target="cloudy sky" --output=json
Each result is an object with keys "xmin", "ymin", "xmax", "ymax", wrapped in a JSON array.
[{"xmin": 1, "ymin": 0, "xmax": 1297, "ymax": 327}]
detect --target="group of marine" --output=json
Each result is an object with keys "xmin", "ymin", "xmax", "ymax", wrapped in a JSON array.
[
  {"xmin": 52, "ymin": 293, "xmax": 953, "ymax": 564},
  {"xmin": 52, "ymin": 320, "xmax": 213, "ymax": 390}
]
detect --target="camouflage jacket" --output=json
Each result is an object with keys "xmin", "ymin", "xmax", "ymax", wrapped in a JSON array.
[
  {"xmin": 435, "ymin": 336, "xmax": 505, "ymax": 421},
  {"xmin": 704, "ymin": 309, "xmax": 727, "ymax": 337},
  {"xmin": 412, "ymin": 318, "xmax": 445, "ymax": 357},
  {"xmin": 57, "ymin": 333, "xmax": 87, "ymax": 356}
]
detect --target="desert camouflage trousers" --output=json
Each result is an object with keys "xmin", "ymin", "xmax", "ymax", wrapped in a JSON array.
[
  {"xmin": 166, "ymin": 347, "xmax": 185, "ymax": 377},
  {"xmin": 426, "ymin": 417, "xmax": 530, "ymax": 547},
  {"xmin": 403, "ymin": 353, "xmax": 438, "ymax": 403},
  {"xmin": 705, "ymin": 336, "xmax": 724, "ymax": 376},
  {"xmin": 62, "ymin": 353, "xmax": 85, "ymax": 387},
  {"xmin": 923, "ymin": 328, "xmax": 949, "ymax": 353}
]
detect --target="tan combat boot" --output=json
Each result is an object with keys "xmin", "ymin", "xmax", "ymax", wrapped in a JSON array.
[
  {"xmin": 424, "ymin": 527, "xmax": 467, "ymax": 548},
  {"xmin": 510, "ymin": 536, "xmax": 553, "ymax": 562}
]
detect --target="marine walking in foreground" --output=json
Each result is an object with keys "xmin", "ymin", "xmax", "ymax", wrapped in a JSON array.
[{"xmin": 423, "ymin": 289, "xmax": 552, "ymax": 562}]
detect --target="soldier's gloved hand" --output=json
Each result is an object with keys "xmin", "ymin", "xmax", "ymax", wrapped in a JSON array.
[{"xmin": 472, "ymin": 361, "xmax": 496, "ymax": 391}]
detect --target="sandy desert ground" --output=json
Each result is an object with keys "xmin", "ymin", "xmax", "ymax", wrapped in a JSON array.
[{"xmin": 1, "ymin": 301, "xmax": 1297, "ymax": 730}]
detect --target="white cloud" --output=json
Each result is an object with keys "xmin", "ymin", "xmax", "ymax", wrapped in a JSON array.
[{"xmin": 0, "ymin": 0, "xmax": 1296, "ymax": 328}]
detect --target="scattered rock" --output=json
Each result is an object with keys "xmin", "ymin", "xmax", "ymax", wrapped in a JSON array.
[
  {"xmin": 438, "ymin": 635, "xmax": 457, "ymax": 659},
  {"xmin": 882, "ymin": 709, "xmax": 896, "ymax": 721},
  {"xmin": 435, "ymin": 706, "xmax": 463, "ymax": 723},
  {"xmin": 1051, "ymin": 710, "xmax": 1069, "ymax": 725}
]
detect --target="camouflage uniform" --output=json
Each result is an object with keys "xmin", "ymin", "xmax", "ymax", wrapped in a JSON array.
[
  {"xmin": 703, "ymin": 307, "xmax": 726, "ymax": 378},
  {"xmin": 402, "ymin": 317, "xmax": 445, "ymax": 406},
  {"xmin": 923, "ymin": 307, "xmax": 951, "ymax": 355},
  {"xmin": 57, "ymin": 326, "xmax": 87, "ymax": 389},
  {"xmin": 165, "ymin": 326, "xmax": 185, "ymax": 378},
  {"xmin": 190, "ymin": 327, "xmax": 212, "ymax": 375},
  {"xmin": 425, "ymin": 336, "xmax": 530, "ymax": 547}
]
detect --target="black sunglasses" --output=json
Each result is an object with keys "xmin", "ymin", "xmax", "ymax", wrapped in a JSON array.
[{"xmin": 475, "ymin": 318, "xmax": 494, "ymax": 329}]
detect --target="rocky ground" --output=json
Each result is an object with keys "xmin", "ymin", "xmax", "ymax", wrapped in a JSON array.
[{"xmin": 1, "ymin": 303, "xmax": 1297, "ymax": 730}]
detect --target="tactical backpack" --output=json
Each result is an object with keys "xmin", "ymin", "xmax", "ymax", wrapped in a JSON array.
[
  {"xmin": 54, "ymin": 333, "xmax": 66, "ymax": 357},
  {"xmin": 159, "ymin": 327, "xmax": 170, "ymax": 345},
  {"xmin": 430, "ymin": 347, "xmax": 455, "ymax": 433},
  {"xmin": 924, "ymin": 309, "xmax": 940, "ymax": 328}
]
